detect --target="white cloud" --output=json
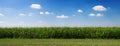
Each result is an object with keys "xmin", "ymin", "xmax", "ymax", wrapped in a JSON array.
[
  {"xmin": 45, "ymin": 11, "xmax": 50, "ymax": 15},
  {"xmin": 96, "ymin": 13, "xmax": 103, "ymax": 16},
  {"xmin": 19, "ymin": 13, "xmax": 26, "ymax": 16},
  {"xmin": 56, "ymin": 15, "xmax": 69, "ymax": 19},
  {"xmin": 40, "ymin": 11, "xmax": 52, "ymax": 15},
  {"xmin": 93, "ymin": 5, "xmax": 107, "ymax": 11},
  {"xmin": 89, "ymin": 13, "xmax": 103, "ymax": 17},
  {"xmin": 30, "ymin": 4, "xmax": 41, "ymax": 9},
  {"xmin": 0, "ymin": 13, "xmax": 4, "ymax": 16},
  {"xmin": 40, "ymin": 12, "xmax": 44, "ymax": 15},
  {"xmin": 78, "ymin": 9, "xmax": 83, "ymax": 13},
  {"xmin": 89, "ymin": 13, "xmax": 95, "ymax": 16}
]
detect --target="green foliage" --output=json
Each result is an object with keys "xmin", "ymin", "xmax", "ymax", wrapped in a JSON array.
[{"xmin": 0, "ymin": 27, "xmax": 120, "ymax": 39}]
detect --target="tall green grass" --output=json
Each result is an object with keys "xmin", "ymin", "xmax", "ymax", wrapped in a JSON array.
[{"xmin": 0, "ymin": 27, "xmax": 120, "ymax": 39}]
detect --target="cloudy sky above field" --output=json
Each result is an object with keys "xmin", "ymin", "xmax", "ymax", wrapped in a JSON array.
[{"xmin": 0, "ymin": 0, "xmax": 120, "ymax": 27}]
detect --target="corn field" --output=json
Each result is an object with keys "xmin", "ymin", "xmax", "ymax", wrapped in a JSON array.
[{"xmin": 0, "ymin": 27, "xmax": 120, "ymax": 39}]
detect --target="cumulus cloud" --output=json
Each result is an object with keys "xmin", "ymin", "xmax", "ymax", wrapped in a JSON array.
[
  {"xmin": 78, "ymin": 9, "xmax": 83, "ymax": 13},
  {"xmin": 96, "ymin": 13, "xmax": 103, "ymax": 16},
  {"xmin": 40, "ymin": 11, "xmax": 51, "ymax": 15},
  {"xmin": 30, "ymin": 4, "xmax": 41, "ymax": 9},
  {"xmin": 89, "ymin": 13, "xmax": 95, "ymax": 16},
  {"xmin": 93, "ymin": 5, "xmax": 107, "ymax": 11},
  {"xmin": 40, "ymin": 12, "xmax": 44, "ymax": 15},
  {"xmin": 19, "ymin": 13, "xmax": 26, "ymax": 16},
  {"xmin": 45, "ymin": 11, "xmax": 50, "ymax": 15},
  {"xmin": 56, "ymin": 15, "xmax": 69, "ymax": 19},
  {"xmin": 0, "ymin": 13, "xmax": 4, "ymax": 16},
  {"xmin": 89, "ymin": 13, "xmax": 103, "ymax": 17}
]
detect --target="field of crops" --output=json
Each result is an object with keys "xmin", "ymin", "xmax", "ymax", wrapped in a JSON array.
[{"xmin": 0, "ymin": 27, "xmax": 120, "ymax": 39}]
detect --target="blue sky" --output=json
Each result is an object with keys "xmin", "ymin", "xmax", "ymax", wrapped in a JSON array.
[{"xmin": 0, "ymin": 0, "xmax": 120, "ymax": 27}]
